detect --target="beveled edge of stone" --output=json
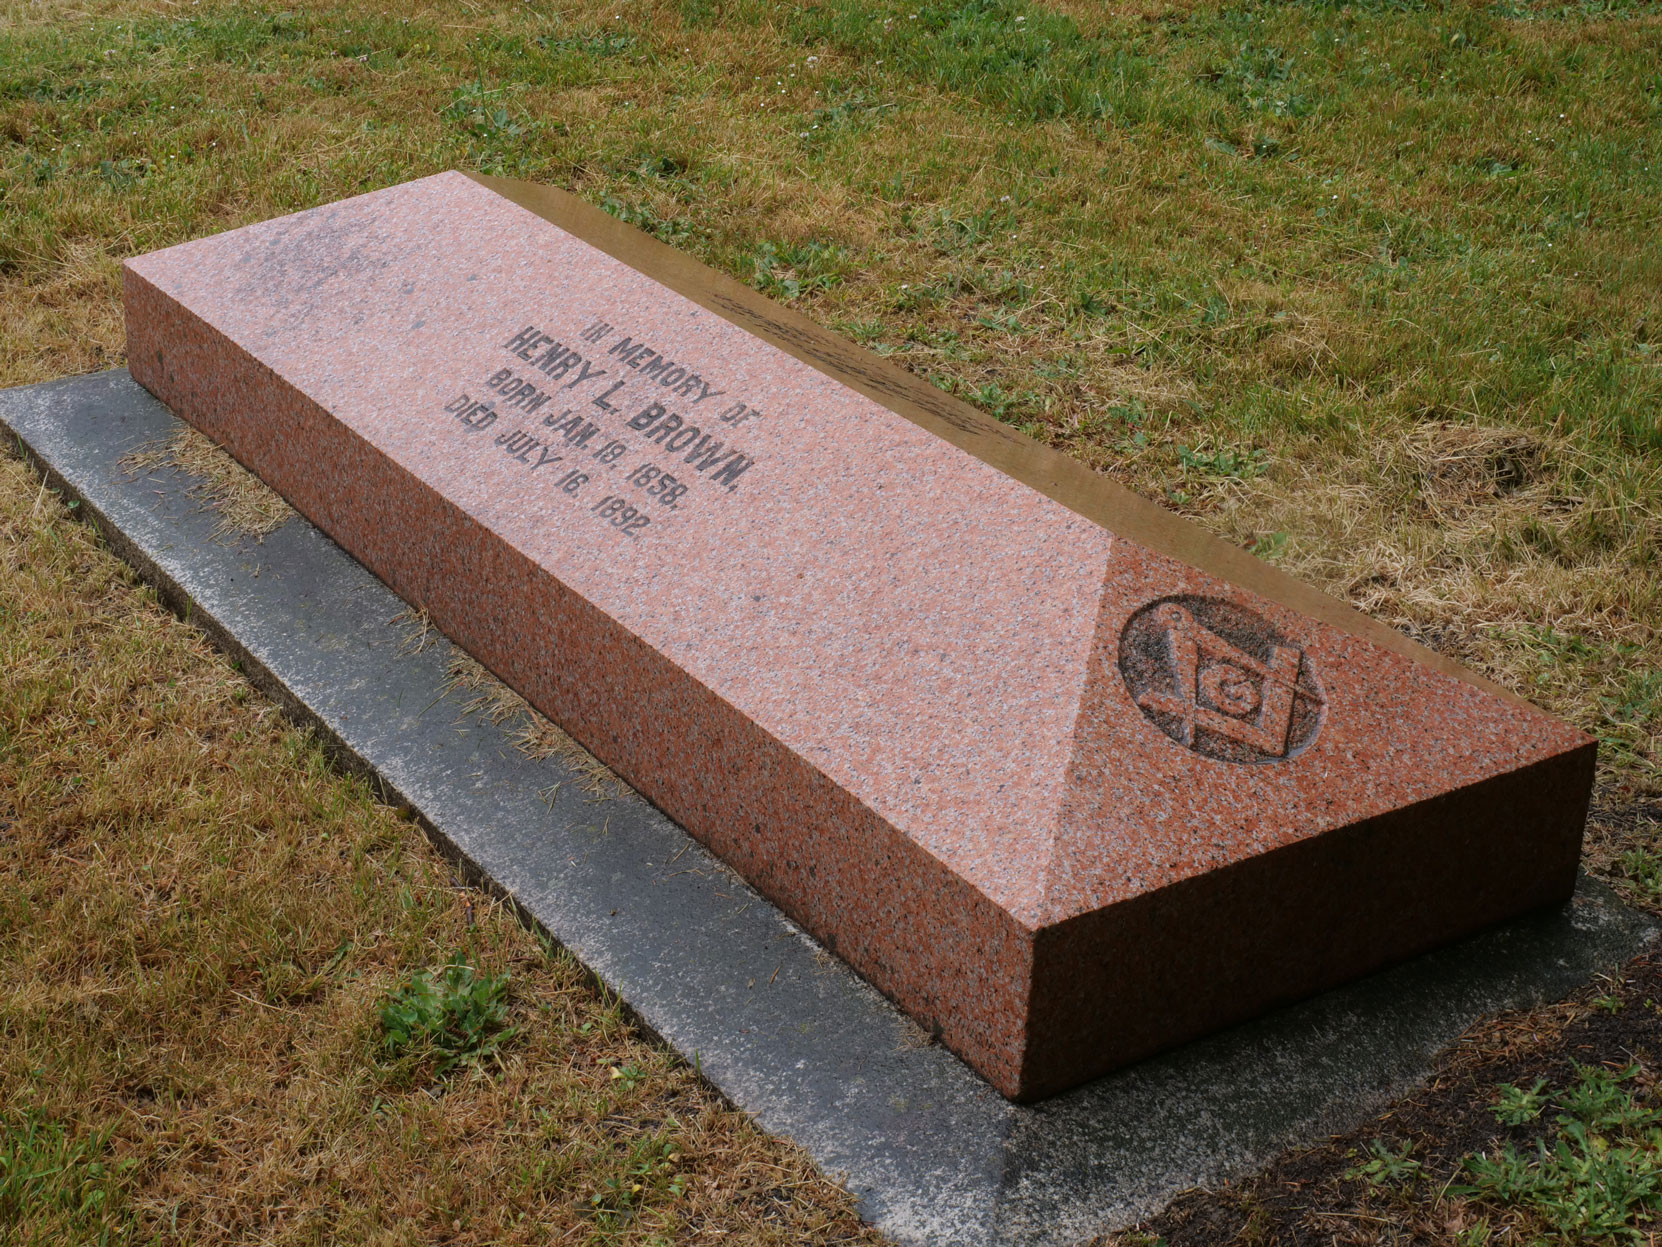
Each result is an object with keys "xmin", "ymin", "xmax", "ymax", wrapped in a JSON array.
[{"xmin": 462, "ymin": 171, "xmax": 1537, "ymax": 717}]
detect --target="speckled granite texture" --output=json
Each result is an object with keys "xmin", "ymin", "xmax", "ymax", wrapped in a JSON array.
[{"xmin": 124, "ymin": 171, "xmax": 1594, "ymax": 1100}]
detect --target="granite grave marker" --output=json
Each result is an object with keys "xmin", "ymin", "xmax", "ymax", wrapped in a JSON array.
[{"xmin": 123, "ymin": 171, "xmax": 1594, "ymax": 1100}]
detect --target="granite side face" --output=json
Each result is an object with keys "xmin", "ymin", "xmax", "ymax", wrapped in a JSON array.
[
  {"xmin": 2, "ymin": 369, "xmax": 1653, "ymax": 1244},
  {"xmin": 124, "ymin": 170, "xmax": 1594, "ymax": 1099}
]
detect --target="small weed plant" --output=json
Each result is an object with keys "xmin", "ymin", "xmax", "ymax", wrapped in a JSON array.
[
  {"xmin": 378, "ymin": 956, "xmax": 515, "ymax": 1079},
  {"xmin": 1346, "ymin": 1138, "xmax": 1425, "ymax": 1187},
  {"xmin": 1458, "ymin": 1064, "xmax": 1662, "ymax": 1239},
  {"xmin": 599, "ymin": 196, "xmax": 694, "ymax": 243},
  {"xmin": 1618, "ymin": 848, "xmax": 1662, "ymax": 906},
  {"xmin": 1177, "ymin": 443, "xmax": 1269, "ymax": 480},
  {"xmin": 752, "ymin": 239, "xmax": 849, "ymax": 301},
  {"xmin": 1251, "ymin": 531, "xmax": 1290, "ymax": 561},
  {"xmin": 585, "ymin": 1135, "xmax": 689, "ymax": 1226},
  {"xmin": 1492, "ymin": 1077, "xmax": 1551, "ymax": 1126}
]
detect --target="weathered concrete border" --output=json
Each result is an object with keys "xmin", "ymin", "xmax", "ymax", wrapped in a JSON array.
[{"xmin": 3, "ymin": 368, "xmax": 1653, "ymax": 1246}]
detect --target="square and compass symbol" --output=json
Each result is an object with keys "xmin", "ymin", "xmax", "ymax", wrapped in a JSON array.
[{"xmin": 1118, "ymin": 596, "xmax": 1326, "ymax": 764}]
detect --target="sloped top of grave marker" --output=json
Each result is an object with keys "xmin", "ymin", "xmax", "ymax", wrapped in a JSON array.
[{"xmin": 470, "ymin": 175, "xmax": 1585, "ymax": 924}]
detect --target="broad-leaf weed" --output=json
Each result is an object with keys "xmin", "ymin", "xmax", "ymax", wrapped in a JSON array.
[{"xmin": 378, "ymin": 956, "xmax": 516, "ymax": 1081}]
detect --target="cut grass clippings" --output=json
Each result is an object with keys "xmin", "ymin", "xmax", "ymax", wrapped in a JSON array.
[
  {"xmin": 119, "ymin": 426, "xmax": 295, "ymax": 539},
  {"xmin": 439, "ymin": 647, "xmax": 634, "ymax": 798}
]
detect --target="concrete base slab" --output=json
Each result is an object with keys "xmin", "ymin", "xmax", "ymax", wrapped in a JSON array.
[{"xmin": 3, "ymin": 368, "xmax": 1653, "ymax": 1247}]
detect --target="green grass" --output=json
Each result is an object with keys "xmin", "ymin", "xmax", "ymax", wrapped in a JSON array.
[
  {"xmin": 1338, "ymin": 1063, "xmax": 1662, "ymax": 1243},
  {"xmin": 786, "ymin": 0, "xmax": 1185, "ymax": 124},
  {"xmin": 0, "ymin": 1112, "xmax": 131, "ymax": 1245}
]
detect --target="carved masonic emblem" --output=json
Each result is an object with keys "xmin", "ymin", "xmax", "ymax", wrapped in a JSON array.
[{"xmin": 1118, "ymin": 596, "xmax": 1325, "ymax": 764}]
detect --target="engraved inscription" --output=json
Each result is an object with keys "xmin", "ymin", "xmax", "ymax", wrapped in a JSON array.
[
  {"xmin": 1118, "ymin": 596, "xmax": 1324, "ymax": 764},
  {"xmin": 431, "ymin": 318, "xmax": 770, "ymax": 544}
]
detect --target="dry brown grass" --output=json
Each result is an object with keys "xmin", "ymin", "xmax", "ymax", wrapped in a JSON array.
[{"xmin": 0, "ymin": 450, "xmax": 877, "ymax": 1243}]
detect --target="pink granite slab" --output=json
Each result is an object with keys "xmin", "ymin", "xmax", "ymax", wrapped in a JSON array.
[{"xmin": 123, "ymin": 171, "xmax": 1592, "ymax": 1100}]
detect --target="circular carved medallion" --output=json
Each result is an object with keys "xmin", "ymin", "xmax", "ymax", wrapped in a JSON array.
[{"xmin": 1118, "ymin": 595, "xmax": 1325, "ymax": 764}]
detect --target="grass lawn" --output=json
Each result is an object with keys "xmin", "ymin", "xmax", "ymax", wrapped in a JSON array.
[{"xmin": 2, "ymin": 0, "xmax": 1661, "ymax": 1241}]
